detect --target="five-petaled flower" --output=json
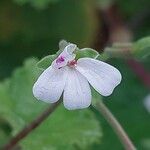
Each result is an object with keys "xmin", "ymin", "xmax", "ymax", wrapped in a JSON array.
[{"xmin": 33, "ymin": 43, "xmax": 122, "ymax": 110}]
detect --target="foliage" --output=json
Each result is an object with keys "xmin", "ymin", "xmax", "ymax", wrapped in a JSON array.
[
  {"xmin": 0, "ymin": 58, "xmax": 102, "ymax": 149},
  {"xmin": 132, "ymin": 36, "xmax": 150, "ymax": 60}
]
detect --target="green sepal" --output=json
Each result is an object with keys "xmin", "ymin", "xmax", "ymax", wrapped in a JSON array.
[
  {"xmin": 96, "ymin": 52, "xmax": 110, "ymax": 61},
  {"xmin": 132, "ymin": 36, "xmax": 150, "ymax": 60},
  {"xmin": 76, "ymin": 48, "xmax": 99, "ymax": 59},
  {"xmin": 36, "ymin": 54, "xmax": 56, "ymax": 70}
]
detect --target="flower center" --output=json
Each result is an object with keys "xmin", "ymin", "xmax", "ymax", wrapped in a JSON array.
[
  {"xmin": 56, "ymin": 56, "xmax": 65, "ymax": 64},
  {"xmin": 68, "ymin": 60, "xmax": 77, "ymax": 67}
]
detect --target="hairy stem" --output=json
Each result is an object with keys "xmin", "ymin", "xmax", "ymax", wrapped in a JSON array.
[
  {"xmin": 2, "ymin": 101, "xmax": 61, "ymax": 150},
  {"xmin": 93, "ymin": 101, "xmax": 136, "ymax": 150}
]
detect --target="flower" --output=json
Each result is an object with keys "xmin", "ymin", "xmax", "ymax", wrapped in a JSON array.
[{"xmin": 33, "ymin": 43, "xmax": 122, "ymax": 110}]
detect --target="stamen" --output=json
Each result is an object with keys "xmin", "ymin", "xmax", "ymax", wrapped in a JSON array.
[{"xmin": 68, "ymin": 60, "xmax": 77, "ymax": 67}]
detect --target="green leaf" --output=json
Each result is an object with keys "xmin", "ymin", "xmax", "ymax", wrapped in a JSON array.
[
  {"xmin": 97, "ymin": 53, "xmax": 110, "ymax": 61},
  {"xmin": 21, "ymin": 107, "xmax": 102, "ymax": 150},
  {"xmin": 0, "ymin": 58, "xmax": 102, "ymax": 149},
  {"xmin": 76, "ymin": 48, "xmax": 99, "ymax": 59},
  {"xmin": 37, "ymin": 55, "xmax": 56, "ymax": 70},
  {"xmin": 132, "ymin": 36, "xmax": 150, "ymax": 60}
]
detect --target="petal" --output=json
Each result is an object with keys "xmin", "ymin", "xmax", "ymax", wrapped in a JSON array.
[
  {"xmin": 63, "ymin": 68, "xmax": 91, "ymax": 110},
  {"xmin": 65, "ymin": 43, "xmax": 77, "ymax": 55},
  {"xmin": 60, "ymin": 44, "xmax": 76, "ymax": 61},
  {"xmin": 33, "ymin": 66, "xmax": 68, "ymax": 103},
  {"xmin": 76, "ymin": 58, "xmax": 122, "ymax": 96},
  {"xmin": 52, "ymin": 44, "xmax": 77, "ymax": 69}
]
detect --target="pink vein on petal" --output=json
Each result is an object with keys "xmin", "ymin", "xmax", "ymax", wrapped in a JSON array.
[{"xmin": 56, "ymin": 56, "xmax": 65, "ymax": 64}]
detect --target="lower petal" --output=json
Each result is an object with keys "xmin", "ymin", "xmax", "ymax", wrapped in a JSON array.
[
  {"xmin": 33, "ymin": 66, "xmax": 67, "ymax": 103},
  {"xmin": 63, "ymin": 68, "xmax": 91, "ymax": 110}
]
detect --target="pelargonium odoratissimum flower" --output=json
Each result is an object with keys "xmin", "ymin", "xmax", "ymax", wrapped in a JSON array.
[{"xmin": 33, "ymin": 42, "xmax": 122, "ymax": 110}]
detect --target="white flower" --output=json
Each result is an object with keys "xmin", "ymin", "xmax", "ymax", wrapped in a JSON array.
[{"xmin": 33, "ymin": 44, "xmax": 122, "ymax": 110}]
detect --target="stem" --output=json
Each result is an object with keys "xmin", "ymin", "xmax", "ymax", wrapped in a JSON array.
[
  {"xmin": 2, "ymin": 100, "xmax": 61, "ymax": 150},
  {"xmin": 93, "ymin": 101, "xmax": 136, "ymax": 150}
]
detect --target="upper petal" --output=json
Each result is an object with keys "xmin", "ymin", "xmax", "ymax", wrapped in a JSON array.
[
  {"xmin": 33, "ymin": 66, "xmax": 68, "ymax": 103},
  {"xmin": 76, "ymin": 58, "xmax": 122, "ymax": 96},
  {"xmin": 63, "ymin": 68, "xmax": 91, "ymax": 110},
  {"xmin": 65, "ymin": 44, "xmax": 77, "ymax": 55},
  {"xmin": 52, "ymin": 44, "xmax": 77, "ymax": 69}
]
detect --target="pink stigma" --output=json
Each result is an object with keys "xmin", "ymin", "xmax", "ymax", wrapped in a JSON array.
[{"xmin": 56, "ymin": 56, "xmax": 65, "ymax": 64}]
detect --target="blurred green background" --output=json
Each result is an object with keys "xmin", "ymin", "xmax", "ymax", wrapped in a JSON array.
[{"xmin": 0, "ymin": 0, "xmax": 150, "ymax": 149}]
